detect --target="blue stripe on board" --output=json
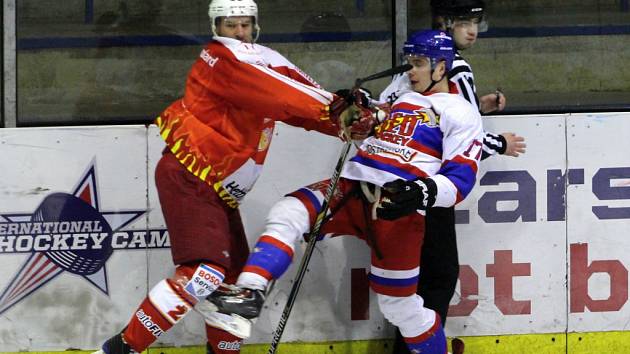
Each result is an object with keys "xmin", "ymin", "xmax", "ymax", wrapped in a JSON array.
[
  {"xmin": 17, "ymin": 31, "xmax": 390, "ymax": 50},
  {"xmin": 17, "ymin": 25, "xmax": 630, "ymax": 51}
]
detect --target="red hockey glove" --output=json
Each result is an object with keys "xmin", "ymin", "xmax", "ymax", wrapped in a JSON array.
[
  {"xmin": 337, "ymin": 105, "xmax": 380, "ymax": 140},
  {"xmin": 348, "ymin": 108, "xmax": 380, "ymax": 140},
  {"xmin": 331, "ymin": 88, "xmax": 378, "ymax": 140},
  {"xmin": 334, "ymin": 88, "xmax": 373, "ymax": 108},
  {"xmin": 376, "ymin": 178, "xmax": 437, "ymax": 221},
  {"xmin": 329, "ymin": 88, "xmax": 373, "ymax": 122}
]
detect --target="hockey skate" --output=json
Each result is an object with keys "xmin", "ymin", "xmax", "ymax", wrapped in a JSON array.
[
  {"xmin": 205, "ymin": 284, "xmax": 266, "ymax": 319},
  {"xmin": 92, "ymin": 333, "xmax": 136, "ymax": 354},
  {"xmin": 195, "ymin": 297, "xmax": 253, "ymax": 339}
]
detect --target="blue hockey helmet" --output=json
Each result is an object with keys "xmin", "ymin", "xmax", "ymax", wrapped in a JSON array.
[{"xmin": 403, "ymin": 30, "xmax": 455, "ymax": 71}]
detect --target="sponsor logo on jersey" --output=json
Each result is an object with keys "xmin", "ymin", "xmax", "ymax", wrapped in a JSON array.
[
  {"xmin": 224, "ymin": 181, "xmax": 248, "ymax": 200},
  {"xmin": 0, "ymin": 162, "xmax": 169, "ymax": 315},
  {"xmin": 366, "ymin": 143, "xmax": 417, "ymax": 162},
  {"xmin": 201, "ymin": 49, "xmax": 219, "ymax": 67},
  {"xmin": 217, "ymin": 340, "xmax": 242, "ymax": 350}
]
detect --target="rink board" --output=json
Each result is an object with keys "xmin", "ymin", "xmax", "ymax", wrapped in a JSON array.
[{"xmin": 1, "ymin": 113, "xmax": 630, "ymax": 352}]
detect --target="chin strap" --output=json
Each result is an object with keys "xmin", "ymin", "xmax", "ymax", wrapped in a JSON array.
[{"xmin": 421, "ymin": 68, "xmax": 447, "ymax": 94}]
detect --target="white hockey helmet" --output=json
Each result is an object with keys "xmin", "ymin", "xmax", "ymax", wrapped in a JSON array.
[{"xmin": 208, "ymin": 0, "xmax": 261, "ymax": 40}]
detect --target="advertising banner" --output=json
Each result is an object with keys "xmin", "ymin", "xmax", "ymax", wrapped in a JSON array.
[{"xmin": 1, "ymin": 114, "xmax": 629, "ymax": 351}]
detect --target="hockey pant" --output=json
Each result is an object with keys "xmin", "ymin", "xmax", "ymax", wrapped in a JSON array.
[
  {"xmin": 237, "ymin": 191, "xmax": 447, "ymax": 353},
  {"xmin": 393, "ymin": 206, "xmax": 459, "ymax": 354}
]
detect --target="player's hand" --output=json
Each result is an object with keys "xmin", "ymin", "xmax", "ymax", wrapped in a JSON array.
[
  {"xmin": 376, "ymin": 178, "xmax": 437, "ymax": 221},
  {"xmin": 501, "ymin": 132, "xmax": 526, "ymax": 157},
  {"xmin": 480, "ymin": 90, "xmax": 506, "ymax": 113},
  {"xmin": 334, "ymin": 88, "xmax": 373, "ymax": 108},
  {"xmin": 338, "ymin": 105, "xmax": 378, "ymax": 140},
  {"xmin": 348, "ymin": 113, "xmax": 377, "ymax": 140}
]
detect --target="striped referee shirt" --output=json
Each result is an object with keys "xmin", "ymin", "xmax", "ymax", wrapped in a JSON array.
[{"xmin": 449, "ymin": 52, "xmax": 506, "ymax": 159}]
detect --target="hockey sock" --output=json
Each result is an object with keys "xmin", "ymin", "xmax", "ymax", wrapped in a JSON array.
[
  {"xmin": 404, "ymin": 318, "xmax": 447, "ymax": 354},
  {"xmin": 205, "ymin": 323, "xmax": 243, "ymax": 354},
  {"xmin": 238, "ymin": 235, "xmax": 294, "ymax": 290},
  {"xmin": 123, "ymin": 263, "xmax": 225, "ymax": 352}
]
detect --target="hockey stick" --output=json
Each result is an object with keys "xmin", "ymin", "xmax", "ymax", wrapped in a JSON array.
[
  {"xmin": 267, "ymin": 63, "xmax": 412, "ymax": 354},
  {"xmin": 354, "ymin": 63, "xmax": 411, "ymax": 88}
]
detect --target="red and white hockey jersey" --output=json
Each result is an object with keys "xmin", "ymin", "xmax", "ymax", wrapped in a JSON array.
[{"xmin": 155, "ymin": 36, "xmax": 339, "ymax": 207}]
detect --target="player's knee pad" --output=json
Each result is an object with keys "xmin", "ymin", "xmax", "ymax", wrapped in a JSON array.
[
  {"xmin": 169, "ymin": 262, "xmax": 226, "ymax": 303},
  {"xmin": 263, "ymin": 196, "xmax": 311, "ymax": 243},
  {"xmin": 376, "ymin": 293, "xmax": 436, "ymax": 338}
]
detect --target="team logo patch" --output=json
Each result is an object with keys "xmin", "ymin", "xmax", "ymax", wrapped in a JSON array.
[{"xmin": 0, "ymin": 161, "xmax": 169, "ymax": 315}]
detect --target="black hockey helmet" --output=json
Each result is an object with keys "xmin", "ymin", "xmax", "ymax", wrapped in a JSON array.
[
  {"xmin": 430, "ymin": 0, "xmax": 487, "ymax": 32},
  {"xmin": 431, "ymin": 0, "xmax": 485, "ymax": 18}
]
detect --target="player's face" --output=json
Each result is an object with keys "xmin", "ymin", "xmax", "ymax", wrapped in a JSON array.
[
  {"xmin": 450, "ymin": 17, "xmax": 479, "ymax": 50},
  {"xmin": 406, "ymin": 56, "xmax": 433, "ymax": 93},
  {"xmin": 216, "ymin": 16, "xmax": 254, "ymax": 43}
]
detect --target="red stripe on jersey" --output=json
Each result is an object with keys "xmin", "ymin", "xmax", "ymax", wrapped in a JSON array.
[
  {"xmin": 369, "ymin": 282, "xmax": 419, "ymax": 297},
  {"xmin": 445, "ymin": 155, "xmax": 479, "ymax": 174},
  {"xmin": 258, "ymin": 235, "xmax": 294, "ymax": 258},
  {"xmin": 242, "ymin": 265, "xmax": 273, "ymax": 280},
  {"xmin": 287, "ymin": 191, "xmax": 319, "ymax": 225},
  {"xmin": 392, "ymin": 101, "xmax": 427, "ymax": 112},
  {"xmin": 456, "ymin": 190, "xmax": 465, "ymax": 204},
  {"xmin": 406, "ymin": 139, "xmax": 441, "ymax": 159},
  {"xmin": 404, "ymin": 317, "xmax": 442, "ymax": 344}
]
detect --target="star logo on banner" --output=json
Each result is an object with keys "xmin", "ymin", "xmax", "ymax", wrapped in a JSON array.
[{"xmin": 0, "ymin": 161, "xmax": 147, "ymax": 315}]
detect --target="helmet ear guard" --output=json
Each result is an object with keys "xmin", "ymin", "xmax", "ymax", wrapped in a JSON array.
[{"xmin": 208, "ymin": 0, "xmax": 261, "ymax": 41}]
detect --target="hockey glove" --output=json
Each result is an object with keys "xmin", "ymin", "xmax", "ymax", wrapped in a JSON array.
[
  {"xmin": 334, "ymin": 88, "xmax": 373, "ymax": 108},
  {"xmin": 329, "ymin": 88, "xmax": 373, "ymax": 123},
  {"xmin": 338, "ymin": 104, "xmax": 379, "ymax": 140},
  {"xmin": 376, "ymin": 178, "xmax": 437, "ymax": 221}
]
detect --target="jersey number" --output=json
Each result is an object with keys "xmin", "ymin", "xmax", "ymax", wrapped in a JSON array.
[{"xmin": 463, "ymin": 139, "xmax": 483, "ymax": 160}]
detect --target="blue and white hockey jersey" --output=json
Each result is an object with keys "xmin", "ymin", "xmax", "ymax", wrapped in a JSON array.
[
  {"xmin": 379, "ymin": 57, "xmax": 507, "ymax": 159},
  {"xmin": 342, "ymin": 91, "xmax": 483, "ymax": 207}
]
